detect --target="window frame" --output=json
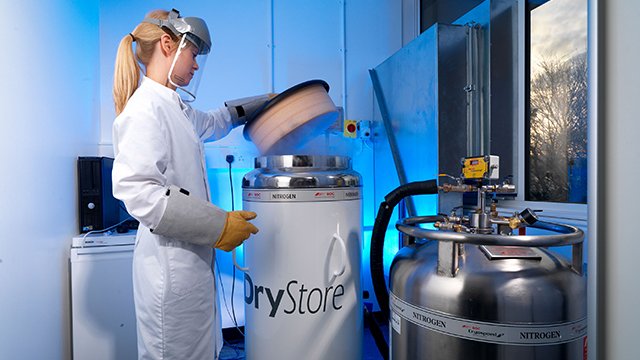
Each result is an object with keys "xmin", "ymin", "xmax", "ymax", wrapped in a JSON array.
[{"xmin": 498, "ymin": 0, "xmax": 587, "ymax": 224}]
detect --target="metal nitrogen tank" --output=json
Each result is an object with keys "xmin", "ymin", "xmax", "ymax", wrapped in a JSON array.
[
  {"xmin": 240, "ymin": 155, "xmax": 363, "ymax": 360},
  {"xmin": 390, "ymin": 217, "xmax": 587, "ymax": 360}
]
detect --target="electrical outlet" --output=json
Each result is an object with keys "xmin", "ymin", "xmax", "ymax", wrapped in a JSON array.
[{"xmin": 205, "ymin": 146, "xmax": 257, "ymax": 169}]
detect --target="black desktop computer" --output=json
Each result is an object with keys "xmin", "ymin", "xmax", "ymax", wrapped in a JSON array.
[{"xmin": 77, "ymin": 157, "xmax": 122, "ymax": 233}]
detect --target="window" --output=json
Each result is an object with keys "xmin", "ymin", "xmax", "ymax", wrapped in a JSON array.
[{"xmin": 526, "ymin": 0, "xmax": 588, "ymax": 203}]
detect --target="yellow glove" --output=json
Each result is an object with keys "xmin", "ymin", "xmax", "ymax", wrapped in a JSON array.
[{"xmin": 215, "ymin": 211, "xmax": 259, "ymax": 252}]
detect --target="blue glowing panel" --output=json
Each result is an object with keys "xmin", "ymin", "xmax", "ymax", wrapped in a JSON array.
[
  {"xmin": 361, "ymin": 229, "xmax": 399, "ymax": 312},
  {"xmin": 208, "ymin": 168, "xmax": 252, "ymax": 212},
  {"xmin": 208, "ymin": 167, "xmax": 255, "ymax": 328},
  {"xmin": 371, "ymin": 24, "xmax": 468, "ymax": 217}
]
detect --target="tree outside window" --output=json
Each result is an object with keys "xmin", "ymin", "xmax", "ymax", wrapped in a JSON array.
[{"xmin": 527, "ymin": 0, "xmax": 587, "ymax": 203}]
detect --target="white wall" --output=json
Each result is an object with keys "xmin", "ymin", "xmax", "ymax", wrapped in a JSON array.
[
  {"xmin": 598, "ymin": 0, "xmax": 640, "ymax": 359},
  {"xmin": 0, "ymin": 1, "xmax": 100, "ymax": 359}
]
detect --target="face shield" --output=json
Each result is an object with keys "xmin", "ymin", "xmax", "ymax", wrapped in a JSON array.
[
  {"xmin": 144, "ymin": 9, "xmax": 211, "ymax": 102},
  {"xmin": 167, "ymin": 34, "xmax": 209, "ymax": 102}
]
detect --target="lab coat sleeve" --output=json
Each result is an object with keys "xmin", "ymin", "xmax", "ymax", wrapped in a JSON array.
[
  {"xmin": 152, "ymin": 185, "xmax": 228, "ymax": 246},
  {"xmin": 112, "ymin": 112, "xmax": 227, "ymax": 246},
  {"xmin": 186, "ymin": 106, "xmax": 234, "ymax": 142}
]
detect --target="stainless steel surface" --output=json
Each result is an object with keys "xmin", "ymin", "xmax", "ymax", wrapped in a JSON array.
[
  {"xmin": 397, "ymin": 216, "xmax": 583, "ymax": 246},
  {"xmin": 253, "ymin": 154, "xmax": 350, "ymax": 169},
  {"xmin": 243, "ymin": 155, "xmax": 361, "ymax": 189},
  {"xmin": 466, "ymin": 23, "xmax": 484, "ymax": 156},
  {"xmin": 398, "ymin": 215, "xmax": 584, "ymax": 278},
  {"xmin": 477, "ymin": 187, "xmax": 485, "ymax": 209},
  {"xmin": 469, "ymin": 212, "xmax": 491, "ymax": 231},
  {"xmin": 369, "ymin": 69, "xmax": 416, "ymax": 216},
  {"xmin": 390, "ymin": 241, "xmax": 587, "ymax": 359},
  {"xmin": 437, "ymin": 241, "xmax": 458, "ymax": 276}
]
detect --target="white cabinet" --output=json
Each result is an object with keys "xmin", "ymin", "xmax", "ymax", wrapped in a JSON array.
[{"xmin": 70, "ymin": 233, "xmax": 137, "ymax": 360}]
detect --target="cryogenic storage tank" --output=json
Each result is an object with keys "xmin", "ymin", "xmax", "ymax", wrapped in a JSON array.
[
  {"xmin": 240, "ymin": 155, "xmax": 362, "ymax": 360},
  {"xmin": 389, "ymin": 234, "xmax": 587, "ymax": 359},
  {"xmin": 370, "ymin": 178, "xmax": 587, "ymax": 360}
]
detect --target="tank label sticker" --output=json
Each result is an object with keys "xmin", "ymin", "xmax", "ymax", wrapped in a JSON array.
[
  {"xmin": 392, "ymin": 311, "xmax": 402, "ymax": 335},
  {"xmin": 390, "ymin": 293, "xmax": 587, "ymax": 346},
  {"xmin": 242, "ymin": 188, "xmax": 361, "ymax": 202}
]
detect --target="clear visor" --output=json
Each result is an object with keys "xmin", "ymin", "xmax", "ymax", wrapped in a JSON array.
[{"xmin": 167, "ymin": 34, "xmax": 208, "ymax": 103}]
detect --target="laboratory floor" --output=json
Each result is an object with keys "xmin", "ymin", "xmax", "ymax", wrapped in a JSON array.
[{"xmin": 219, "ymin": 320, "xmax": 389, "ymax": 360}]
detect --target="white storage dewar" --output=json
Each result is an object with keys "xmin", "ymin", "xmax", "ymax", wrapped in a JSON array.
[{"xmin": 241, "ymin": 155, "xmax": 362, "ymax": 360}]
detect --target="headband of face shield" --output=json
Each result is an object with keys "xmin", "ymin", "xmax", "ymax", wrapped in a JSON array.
[{"xmin": 143, "ymin": 9, "xmax": 211, "ymax": 102}]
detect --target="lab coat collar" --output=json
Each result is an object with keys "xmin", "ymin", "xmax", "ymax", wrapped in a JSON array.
[
  {"xmin": 141, "ymin": 77, "xmax": 185, "ymax": 108},
  {"xmin": 140, "ymin": 77, "xmax": 197, "ymax": 144}
]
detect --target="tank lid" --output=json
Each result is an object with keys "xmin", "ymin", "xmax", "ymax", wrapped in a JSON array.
[
  {"xmin": 254, "ymin": 155, "xmax": 351, "ymax": 170},
  {"xmin": 243, "ymin": 155, "xmax": 361, "ymax": 189}
]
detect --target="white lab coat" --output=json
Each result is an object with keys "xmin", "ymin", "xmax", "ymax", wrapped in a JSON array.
[{"xmin": 112, "ymin": 77, "xmax": 233, "ymax": 359}]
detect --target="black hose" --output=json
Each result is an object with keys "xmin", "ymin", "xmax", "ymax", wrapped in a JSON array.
[{"xmin": 370, "ymin": 179, "xmax": 439, "ymax": 321}]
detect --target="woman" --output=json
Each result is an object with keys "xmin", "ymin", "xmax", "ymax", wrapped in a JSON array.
[{"xmin": 112, "ymin": 9, "xmax": 263, "ymax": 359}]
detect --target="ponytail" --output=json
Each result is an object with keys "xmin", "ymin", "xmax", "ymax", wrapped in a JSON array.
[
  {"xmin": 113, "ymin": 34, "xmax": 140, "ymax": 115},
  {"xmin": 112, "ymin": 10, "xmax": 174, "ymax": 115}
]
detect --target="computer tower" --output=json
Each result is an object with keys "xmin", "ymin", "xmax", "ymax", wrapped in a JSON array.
[{"xmin": 77, "ymin": 157, "xmax": 120, "ymax": 233}]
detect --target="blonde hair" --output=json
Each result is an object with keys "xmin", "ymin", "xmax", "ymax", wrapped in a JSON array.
[{"xmin": 113, "ymin": 10, "xmax": 178, "ymax": 115}]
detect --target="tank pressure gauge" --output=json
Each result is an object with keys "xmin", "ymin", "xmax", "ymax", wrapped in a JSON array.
[{"xmin": 461, "ymin": 155, "xmax": 499, "ymax": 180}]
